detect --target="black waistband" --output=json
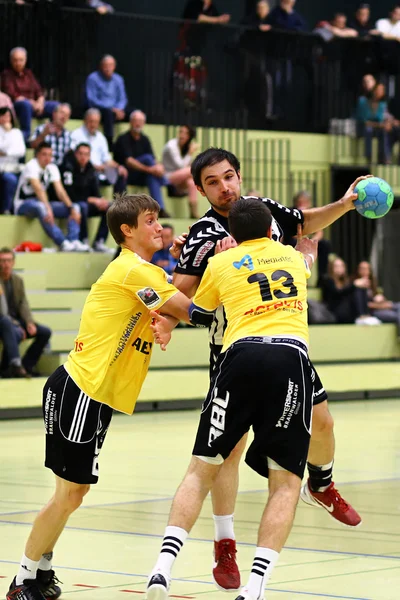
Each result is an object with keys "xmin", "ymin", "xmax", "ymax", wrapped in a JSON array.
[{"xmin": 235, "ymin": 336, "xmax": 308, "ymax": 355}]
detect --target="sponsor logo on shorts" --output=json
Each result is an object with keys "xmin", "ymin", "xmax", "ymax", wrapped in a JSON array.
[
  {"xmin": 275, "ymin": 378, "xmax": 300, "ymax": 429},
  {"xmin": 208, "ymin": 387, "xmax": 230, "ymax": 447},
  {"xmin": 137, "ymin": 287, "xmax": 161, "ymax": 309},
  {"xmin": 44, "ymin": 387, "xmax": 56, "ymax": 435},
  {"xmin": 193, "ymin": 240, "xmax": 214, "ymax": 268}
]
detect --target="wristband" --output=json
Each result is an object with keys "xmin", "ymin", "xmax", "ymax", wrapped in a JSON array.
[{"xmin": 307, "ymin": 253, "xmax": 315, "ymax": 265}]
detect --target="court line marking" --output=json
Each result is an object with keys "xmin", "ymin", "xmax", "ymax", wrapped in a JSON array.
[
  {"xmin": 1, "ymin": 522, "xmax": 400, "ymax": 562},
  {"xmin": 1, "ymin": 476, "xmax": 400, "ymax": 518},
  {"xmin": 0, "ymin": 495, "xmax": 175, "ymax": 517},
  {"xmin": 0, "ymin": 561, "xmax": 373, "ymax": 600}
]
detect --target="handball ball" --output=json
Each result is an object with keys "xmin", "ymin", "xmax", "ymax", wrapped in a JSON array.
[{"xmin": 354, "ymin": 177, "xmax": 394, "ymax": 219}]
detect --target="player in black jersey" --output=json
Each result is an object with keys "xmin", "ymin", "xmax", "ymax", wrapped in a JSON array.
[{"xmin": 173, "ymin": 147, "xmax": 367, "ymax": 591}]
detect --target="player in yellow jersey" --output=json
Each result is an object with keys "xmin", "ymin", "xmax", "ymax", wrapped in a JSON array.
[
  {"xmin": 147, "ymin": 198, "xmax": 318, "ymax": 600},
  {"xmin": 6, "ymin": 194, "xmax": 192, "ymax": 600}
]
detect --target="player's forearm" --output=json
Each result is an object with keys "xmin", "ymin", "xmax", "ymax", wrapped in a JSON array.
[
  {"xmin": 302, "ymin": 200, "xmax": 349, "ymax": 235},
  {"xmin": 172, "ymin": 273, "xmax": 201, "ymax": 299}
]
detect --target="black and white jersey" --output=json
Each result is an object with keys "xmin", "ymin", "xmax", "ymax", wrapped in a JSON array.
[{"xmin": 175, "ymin": 196, "xmax": 304, "ymax": 345}]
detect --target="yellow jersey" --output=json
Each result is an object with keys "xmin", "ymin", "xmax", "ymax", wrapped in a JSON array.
[
  {"xmin": 65, "ymin": 248, "xmax": 178, "ymax": 414},
  {"xmin": 193, "ymin": 238, "xmax": 310, "ymax": 352}
]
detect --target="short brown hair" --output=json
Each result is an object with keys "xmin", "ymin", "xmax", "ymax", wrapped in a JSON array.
[
  {"xmin": 0, "ymin": 246, "xmax": 15, "ymax": 258},
  {"xmin": 107, "ymin": 193, "xmax": 160, "ymax": 245},
  {"xmin": 229, "ymin": 198, "xmax": 272, "ymax": 244}
]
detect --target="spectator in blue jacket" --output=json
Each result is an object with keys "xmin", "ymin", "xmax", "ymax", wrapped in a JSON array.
[
  {"xmin": 356, "ymin": 82, "xmax": 391, "ymax": 164},
  {"xmin": 85, "ymin": 55, "xmax": 129, "ymax": 149},
  {"xmin": 267, "ymin": 0, "xmax": 307, "ymax": 32}
]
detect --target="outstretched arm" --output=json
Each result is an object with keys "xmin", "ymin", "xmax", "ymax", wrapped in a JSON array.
[{"xmin": 302, "ymin": 175, "xmax": 372, "ymax": 235}]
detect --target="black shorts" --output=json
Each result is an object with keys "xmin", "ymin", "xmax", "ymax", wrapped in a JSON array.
[
  {"xmin": 43, "ymin": 366, "xmax": 113, "ymax": 484},
  {"xmin": 194, "ymin": 338, "xmax": 314, "ymax": 479},
  {"xmin": 209, "ymin": 343, "xmax": 327, "ymax": 406}
]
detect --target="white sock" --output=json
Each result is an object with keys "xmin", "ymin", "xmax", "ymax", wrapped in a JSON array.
[
  {"xmin": 153, "ymin": 526, "xmax": 188, "ymax": 576},
  {"xmin": 213, "ymin": 513, "xmax": 235, "ymax": 542},
  {"xmin": 16, "ymin": 555, "xmax": 40, "ymax": 585},
  {"xmin": 241, "ymin": 547, "xmax": 279, "ymax": 599},
  {"xmin": 38, "ymin": 552, "xmax": 53, "ymax": 572}
]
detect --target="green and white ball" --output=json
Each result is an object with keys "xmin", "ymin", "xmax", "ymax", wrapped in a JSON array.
[{"xmin": 354, "ymin": 177, "xmax": 394, "ymax": 219}]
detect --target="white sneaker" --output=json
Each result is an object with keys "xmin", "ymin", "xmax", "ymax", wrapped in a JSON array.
[
  {"xmin": 234, "ymin": 588, "xmax": 265, "ymax": 600},
  {"xmin": 60, "ymin": 240, "xmax": 75, "ymax": 252},
  {"xmin": 146, "ymin": 569, "xmax": 170, "ymax": 600},
  {"xmin": 355, "ymin": 316, "xmax": 382, "ymax": 326},
  {"xmin": 72, "ymin": 240, "xmax": 91, "ymax": 252},
  {"xmin": 93, "ymin": 240, "xmax": 114, "ymax": 254}
]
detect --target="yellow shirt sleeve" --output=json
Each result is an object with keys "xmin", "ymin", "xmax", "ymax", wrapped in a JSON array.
[
  {"xmin": 192, "ymin": 261, "xmax": 220, "ymax": 311},
  {"xmin": 123, "ymin": 261, "xmax": 178, "ymax": 310}
]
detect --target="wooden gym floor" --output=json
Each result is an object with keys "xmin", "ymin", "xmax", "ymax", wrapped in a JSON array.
[{"xmin": 0, "ymin": 399, "xmax": 399, "ymax": 600}]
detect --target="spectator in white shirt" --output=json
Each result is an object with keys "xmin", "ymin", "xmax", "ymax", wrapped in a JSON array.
[
  {"xmin": 14, "ymin": 142, "xmax": 89, "ymax": 252},
  {"xmin": 0, "ymin": 107, "xmax": 25, "ymax": 214},
  {"xmin": 70, "ymin": 108, "xmax": 127, "ymax": 191},
  {"xmin": 376, "ymin": 5, "xmax": 400, "ymax": 40},
  {"xmin": 162, "ymin": 125, "xmax": 199, "ymax": 218}
]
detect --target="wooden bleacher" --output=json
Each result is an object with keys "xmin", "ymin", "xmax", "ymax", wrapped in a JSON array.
[
  {"xmin": 0, "ymin": 121, "xmax": 399, "ymax": 417},
  {"xmin": 0, "ymin": 246, "xmax": 398, "ymax": 418}
]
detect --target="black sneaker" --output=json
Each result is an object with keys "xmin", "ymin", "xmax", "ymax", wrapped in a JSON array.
[
  {"xmin": 36, "ymin": 570, "xmax": 62, "ymax": 599},
  {"xmin": 6, "ymin": 577, "xmax": 47, "ymax": 600},
  {"xmin": 146, "ymin": 571, "xmax": 170, "ymax": 600}
]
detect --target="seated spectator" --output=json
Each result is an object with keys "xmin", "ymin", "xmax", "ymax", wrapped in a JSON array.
[
  {"xmin": 356, "ymin": 82, "xmax": 391, "ymax": 164},
  {"xmin": 267, "ymin": 0, "xmax": 307, "ymax": 32},
  {"xmin": 314, "ymin": 13, "xmax": 358, "ymax": 40},
  {"xmin": 245, "ymin": 188, "xmax": 262, "ymax": 196},
  {"xmin": 87, "ymin": 0, "xmax": 114, "ymax": 14},
  {"xmin": 0, "ymin": 247, "xmax": 51, "ymax": 378},
  {"xmin": 0, "ymin": 107, "xmax": 26, "ymax": 214},
  {"xmin": 151, "ymin": 224, "xmax": 178, "ymax": 276},
  {"xmin": 349, "ymin": 3, "xmax": 374, "ymax": 37},
  {"xmin": 14, "ymin": 142, "xmax": 89, "ymax": 252},
  {"xmin": 321, "ymin": 257, "xmax": 380, "ymax": 325},
  {"xmin": 86, "ymin": 55, "xmax": 129, "ymax": 149},
  {"xmin": 0, "ymin": 91, "xmax": 16, "ymax": 120},
  {"xmin": 375, "ymin": 5, "xmax": 400, "ymax": 40},
  {"xmin": 355, "ymin": 260, "xmax": 400, "ymax": 333},
  {"xmin": 114, "ymin": 110, "xmax": 170, "ymax": 217},
  {"xmin": 180, "ymin": 0, "xmax": 231, "ymax": 54},
  {"xmin": 162, "ymin": 125, "xmax": 199, "ymax": 218},
  {"xmin": 1, "ymin": 47, "xmax": 59, "ymax": 142},
  {"xmin": 60, "ymin": 143, "xmax": 112, "ymax": 253},
  {"xmin": 30, "ymin": 103, "xmax": 71, "ymax": 166},
  {"xmin": 361, "ymin": 73, "xmax": 377, "ymax": 98},
  {"xmin": 70, "ymin": 108, "xmax": 127, "ymax": 191},
  {"xmin": 293, "ymin": 189, "xmax": 312, "ymax": 210},
  {"xmin": 242, "ymin": 0, "xmax": 271, "ymax": 31},
  {"xmin": 288, "ymin": 191, "xmax": 332, "ymax": 283}
]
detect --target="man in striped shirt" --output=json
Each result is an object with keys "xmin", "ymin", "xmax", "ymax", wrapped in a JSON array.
[{"xmin": 30, "ymin": 104, "xmax": 72, "ymax": 166}]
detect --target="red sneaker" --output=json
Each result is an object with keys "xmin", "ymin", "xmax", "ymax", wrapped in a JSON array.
[
  {"xmin": 213, "ymin": 538, "xmax": 241, "ymax": 591},
  {"xmin": 300, "ymin": 480, "xmax": 362, "ymax": 527}
]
